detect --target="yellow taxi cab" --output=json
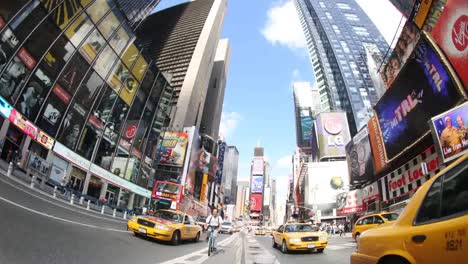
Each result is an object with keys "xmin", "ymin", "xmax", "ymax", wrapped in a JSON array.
[
  {"xmin": 272, "ymin": 222, "xmax": 329, "ymax": 253},
  {"xmin": 127, "ymin": 209, "xmax": 202, "ymax": 245},
  {"xmin": 351, "ymin": 154, "xmax": 468, "ymax": 264},
  {"xmin": 255, "ymin": 227, "xmax": 266, "ymax": 236},
  {"xmin": 352, "ymin": 212, "xmax": 399, "ymax": 241}
]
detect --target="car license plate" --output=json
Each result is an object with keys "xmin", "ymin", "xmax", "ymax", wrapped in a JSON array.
[
  {"xmin": 139, "ymin": 227, "xmax": 147, "ymax": 234},
  {"xmin": 307, "ymin": 244, "xmax": 315, "ymax": 249}
]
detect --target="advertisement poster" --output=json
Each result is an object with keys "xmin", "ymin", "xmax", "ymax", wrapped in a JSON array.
[
  {"xmin": 28, "ymin": 152, "xmax": 50, "ymax": 178},
  {"xmin": 250, "ymin": 193, "xmax": 263, "ymax": 212},
  {"xmin": 375, "ymin": 37, "xmax": 463, "ymax": 161},
  {"xmin": 152, "ymin": 181, "xmax": 181, "ymax": 202},
  {"xmin": 9, "ymin": 109, "xmax": 38, "ymax": 140},
  {"xmin": 216, "ymin": 142, "xmax": 226, "ymax": 184},
  {"xmin": 252, "ymin": 158, "xmax": 264, "ymax": 175},
  {"xmin": 198, "ymin": 149, "xmax": 217, "ymax": 176},
  {"xmin": 316, "ymin": 112, "xmax": 351, "ymax": 160},
  {"xmin": 306, "ymin": 161, "xmax": 349, "ymax": 205},
  {"xmin": 0, "ymin": 96, "xmax": 13, "ymax": 118},
  {"xmin": 36, "ymin": 130, "xmax": 54, "ymax": 150},
  {"xmin": 336, "ymin": 190, "xmax": 365, "ymax": 216},
  {"xmin": 158, "ymin": 132, "xmax": 189, "ymax": 167},
  {"xmin": 422, "ymin": 0, "xmax": 447, "ymax": 33},
  {"xmin": 300, "ymin": 109, "xmax": 313, "ymax": 146},
  {"xmin": 251, "ymin": 176, "xmax": 263, "ymax": 193},
  {"xmin": 185, "ymin": 129, "xmax": 200, "ymax": 195},
  {"xmin": 368, "ymin": 115, "xmax": 387, "ymax": 173},
  {"xmin": 346, "ymin": 126, "xmax": 375, "ymax": 185},
  {"xmin": 431, "ymin": 0, "xmax": 468, "ymax": 91},
  {"xmin": 430, "ymin": 102, "xmax": 468, "ymax": 163},
  {"xmin": 381, "ymin": 21, "xmax": 420, "ymax": 88},
  {"xmin": 414, "ymin": 0, "xmax": 434, "ymax": 28},
  {"xmin": 362, "ymin": 182, "xmax": 380, "ymax": 203}
]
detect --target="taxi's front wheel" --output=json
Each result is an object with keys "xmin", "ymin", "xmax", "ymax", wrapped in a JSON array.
[
  {"xmin": 171, "ymin": 231, "xmax": 181, "ymax": 246},
  {"xmin": 317, "ymin": 248, "xmax": 324, "ymax": 253},
  {"xmin": 281, "ymin": 241, "xmax": 288, "ymax": 254},
  {"xmin": 193, "ymin": 232, "xmax": 200, "ymax": 243}
]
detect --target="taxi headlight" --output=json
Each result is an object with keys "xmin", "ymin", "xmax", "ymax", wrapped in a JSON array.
[
  {"xmin": 156, "ymin": 224, "xmax": 170, "ymax": 231},
  {"xmin": 320, "ymin": 236, "xmax": 328, "ymax": 241},
  {"xmin": 289, "ymin": 238, "xmax": 301, "ymax": 243}
]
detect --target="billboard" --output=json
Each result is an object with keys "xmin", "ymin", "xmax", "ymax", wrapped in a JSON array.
[
  {"xmin": 422, "ymin": 0, "xmax": 447, "ymax": 33},
  {"xmin": 252, "ymin": 158, "xmax": 264, "ymax": 175},
  {"xmin": 362, "ymin": 181, "xmax": 380, "ymax": 203},
  {"xmin": 251, "ymin": 176, "xmax": 263, "ymax": 193},
  {"xmin": 389, "ymin": 0, "xmax": 417, "ymax": 18},
  {"xmin": 9, "ymin": 109, "xmax": 38, "ymax": 140},
  {"xmin": 216, "ymin": 142, "xmax": 226, "ymax": 184},
  {"xmin": 431, "ymin": 0, "xmax": 468, "ymax": 91},
  {"xmin": 414, "ymin": 0, "xmax": 434, "ymax": 28},
  {"xmin": 430, "ymin": 102, "xmax": 468, "ymax": 163},
  {"xmin": 28, "ymin": 152, "xmax": 50, "ymax": 178},
  {"xmin": 300, "ymin": 109, "xmax": 313, "ymax": 147},
  {"xmin": 368, "ymin": 115, "xmax": 387, "ymax": 173},
  {"xmin": 380, "ymin": 21, "xmax": 420, "ymax": 88},
  {"xmin": 316, "ymin": 112, "xmax": 351, "ymax": 160},
  {"xmin": 375, "ymin": 36, "xmax": 464, "ymax": 161},
  {"xmin": 158, "ymin": 132, "xmax": 189, "ymax": 167},
  {"xmin": 152, "ymin": 181, "xmax": 182, "ymax": 202},
  {"xmin": 250, "ymin": 193, "xmax": 263, "ymax": 212},
  {"xmin": 346, "ymin": 126, "xmax": 375, "ymax": 185},
  {"xmin": 306, "ymin": 161, "xmax": 349, "ymax": 205},
  {"xmin": 0, "ymin": 96, "xmax": 13, "ymax": 118},
  {"xmin": 336, "ymin": 190, "xmax": 365, "ymax": 216}
]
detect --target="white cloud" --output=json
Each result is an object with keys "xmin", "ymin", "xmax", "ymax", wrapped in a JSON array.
[
  {"xmin": 276, "ymin": 155, "xmax": 292, "ymax": 169},
  {"xmin": 261, "ymin": 0, "xmax": 306, "ymax": 50},
  {"xmin": 219, "ymin": 112, "xmax": 241, "ymax": 140},
  {"xmin": 356, "ymin": 0, "xmax": 405, "ymax": 46}
]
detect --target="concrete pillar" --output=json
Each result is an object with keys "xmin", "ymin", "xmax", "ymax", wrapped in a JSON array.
[
  {"xmin": 0, "ymin": 119, "xmax": 10, "ymax": 143},
  {"xmin": 99, "ymin": 180, "xmax": 108, "ymax": 200},
  {"xmin": 116, "ymin": 188, "xmax": 123, "ymax": 207},
  {"xmin": 81, "ymin": 171, "xmax": 92, "ymax": 195},
  {"xmin": 139, "ymin": 197, "xmax": 146, "ymax": 208},
  {"xmin": 127, "ymin": 192, "xmax": 135, "ymax": 210}
]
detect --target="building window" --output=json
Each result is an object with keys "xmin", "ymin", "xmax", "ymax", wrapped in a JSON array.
[
  {"xmin": 57, "ymin": 52, "xmax": 90, "ymax": 95},
  {"xmin": 337, "ymin": 3, "xmax": 351, "ymax": 10},
  {"xmin": 79, "ymin": 28, "xmax": 106, "ymax": 64},
  {"xmin": 319, "ymin": 2, "xmax": 326, "ymax": 8},
  {"xmin": 344, "ymin": 13, "xmax": 359, "ymax": 21},
  {"xmin": 0, "ymin": 0, "xmax": 31, "ymax": 23},
  {"xmin": 64, "ymin": 12, "xmax": 94, "ymax": 48},
  {"xmin": 37, "ymin": 84, "xmax": 71, "ymax": 137}
]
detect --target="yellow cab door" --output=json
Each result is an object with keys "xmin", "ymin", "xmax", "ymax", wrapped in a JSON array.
[
  {"xmin": 274, "ymin": 225, "xmax": 284, "ymax": 244},
  {"xmin": 405, "ymin": 159, "xmax": 468, "ymax": 264},
  {"xmin": 181, "ymin": 215, "xmax": 191, "ymax": 240},
  {"xmin": 359, "ymin": 216, "xmax": 378, "ymax": 234},
  {"xmin": 189, "ymin": 216, "xmax": 198, "ymax": 238}
]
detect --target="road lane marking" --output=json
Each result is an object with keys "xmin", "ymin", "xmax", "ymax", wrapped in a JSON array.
[
  {"xmin": 0, "ymin": 194, "xmax": 131, "ymax": 233},
  {"xmin": 0, "ymin": 175, "xmax": 126, "ymax": 223},
  {"xmin": 157, "ymin": 234, "xmax": 239, "ymax": 264}
]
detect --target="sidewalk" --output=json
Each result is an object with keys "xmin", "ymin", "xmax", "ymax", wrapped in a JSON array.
[{"xmin": 0, "ymin": 159, "xmax": 129, "ymax": 221}]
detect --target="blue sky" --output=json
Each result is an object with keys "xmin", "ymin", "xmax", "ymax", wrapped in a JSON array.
[{"xmin": 155, "ymin": 0, "xmax": 402, "ymax": 208}]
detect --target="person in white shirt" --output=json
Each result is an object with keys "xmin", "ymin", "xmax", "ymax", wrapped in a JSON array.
[{"xmin": 205, "ymin": 208, "xmax": 223, "ymax": 250}]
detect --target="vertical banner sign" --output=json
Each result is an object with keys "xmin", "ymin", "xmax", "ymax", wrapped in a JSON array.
[
  {"xmin": 430, "ymin": 102, "xmax": 468, "ymax": 163},
  {"xmin": 430, "ymin": 0, "xmax": 468, "ymax": 92},
  {"xmin": 368, "ymin": 115, "xmax": 387, "ymax": 173},
  {"xmin": 414, "ymin": 0, "xmax": 434, "ymax": 28},
  {"xmin": 375, "ymin": 36, "xmax": 463, "ymax": 161},
  {"xmin": 216, "ymin": 142, "xmax": 226, "ymax": 184}
]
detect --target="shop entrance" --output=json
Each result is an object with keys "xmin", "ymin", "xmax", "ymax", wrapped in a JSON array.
[{"xmin": 1, "ymin": 125, "xmax": 23, "ymax": 162}]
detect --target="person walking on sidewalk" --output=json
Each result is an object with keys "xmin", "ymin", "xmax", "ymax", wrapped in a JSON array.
[{"xmin": 339, "ymin": 223, "xmax": 344, "ymax": 237}]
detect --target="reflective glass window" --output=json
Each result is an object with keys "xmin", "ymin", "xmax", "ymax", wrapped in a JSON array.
[
  {"xmin": 57, "ymin": 101, "xmax": 87, "ymax": 149},
  {"xmin": 107, "ymin": 60, "xmax": 129, "ymax": 93},
  {"xmin": 74, "ymin": 70, "xmax": 104, "ymax": 110},
  {"xmin": 42, "ymin": 0, "xmax": 88, "ymax": 29},
  {"xmin": 37, "ymin": 84, "xmax": 70, "ymax": 136},
  {"xmin": 96, "ymin": 10, "xmax": 119, "ymax": 39},
  {"xmin": 57, "ymin": 52, "xmax": 89, "ymax": 94},
  {"xmin": 132, "ymin": 56, "xmax": 148, "ymax": 82},
  {"xmin": 0, "ymin": 0, "xmax": 31, "ymax": 23},
  {"xmin": 93, "ymin": 86, "xmax": 117, "ymax": 124},
  {"xmin": 15, "ymin": 72, "xmax": 49, "ymax": 120},
  {"xmin": 415, "ymin": 177, "xmax": 442, "ymax": 224},
  {"xmin": 0, "ymin": 28, "xmax": 20, "ymax": 71},
  {"xmin": 24, "ymin": 15, "xmax": 61, "ymax": 61},
  {"xmin": 39, "ymin": 35, "xmax": 75, "ymax": 80},
  {"xmin": 85, "ymin": 0, "xmax": 113, "ymax": 24},
  {"xmin": 0, "ymin": 55, "xmax": 32, "ymax": 103},
  {"xmin": 119, "ymin": 73, "xmax": 139, "ymax": 105},
  {"xmin": 121, "ymin": 44, "xmax": 138, "ymax": 69},
  {"xmin": 94, "ymin": 45, "xmax": 117, "ymax": 79},
  {"xmin": 109, "ymin": 24, "xmax": 131, "ymax": 55},
  {"xmin": 440, "ymin": 159, "xmax": 468, "ymax": 218},
  {"xmin": 10, "ymin": 1, "xmax": 45, "ymax": 42},
  {"xmin": 64, "ymin": 12, "xmax": 94, "ymax": 48},
  {"xmin": 79, "ymin": 28, "xmax": 106, "ymax": 63}
]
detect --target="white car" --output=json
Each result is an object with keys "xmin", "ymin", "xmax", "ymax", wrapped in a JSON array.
[{"xmin": 220, "ymin": 221, "xmax": 233, "ymax": 234}]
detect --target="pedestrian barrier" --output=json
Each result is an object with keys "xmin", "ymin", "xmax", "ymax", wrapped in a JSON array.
[{"xmin": 30, "ymin": 175, "xmax": 36, "ymax": 188}]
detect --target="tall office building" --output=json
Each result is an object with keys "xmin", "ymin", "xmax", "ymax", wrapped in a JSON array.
[
  {"xmin": 200, "ymin": 39, "xmax": 230, "ymax": 140},
  {"xmin": 0, "ymin": 0, "xmax": 172, "ymax": 209},
  {"xmin": 294, "ymin": 0, "xmax": 389, "ymax": 135},
  {"xmin": 235, "ymin": 181, "xmax": 249, "ymax": 218},
  {"xmin": 114, "ymin": 0, "xmax": 161, "ymax": 26},
  {"xmin": 137, "ymin": 0, "xmax": 227, "ymax": 130},
  {"xmin": 221, "ymin": 145, "xmax": 239, "ymax": 204},
  {"xmin": 293, "ymin": 82, "xmax": 320, "ymax": 152}
]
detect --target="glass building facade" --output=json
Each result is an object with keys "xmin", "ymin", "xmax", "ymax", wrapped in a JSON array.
[
  {"xmin": 0, "ymin": 0, "xmax": 173, "ymax": 208},
  {"xmin": 294, "ymin": 0, "xmax": 389, "ymax": 135}
]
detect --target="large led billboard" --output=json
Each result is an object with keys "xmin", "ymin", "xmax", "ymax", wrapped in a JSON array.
[
  {"xmin": 375, "ymin": 36, "xmax": 464, "ymax": 161},
  {"xmin": 250, "ymin": 193, "xmax": 263, "ymax": 212},
  {"xmin": 316, "ymin": 112, "xmax": 351, "ymax": 160},
  {"xmin": 251, "ymin": 176, "xmax": 263, "ymax": 193},
  {"xmin": 252, "ymin": 158, "xmax": 264, "ymax": 175},
  {"xmin": 306, "ymin": 161, "xmax": 349, "ymax": 205},
  {"xmin": 346, "ymin": 126, "xmax": 375, "ymax": 185},
  {"xmin": 158, "ymin": 132, "xmax": 189, "ymax": 167}
]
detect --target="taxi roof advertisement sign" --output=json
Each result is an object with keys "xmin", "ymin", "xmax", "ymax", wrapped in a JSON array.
[
  {"xmin": 375, "ymin": 36, "xmax": 464, "ymax": 161},
  {"xmin": 430, "ymin": 102, "xmax": 468, "ymax": 163}
]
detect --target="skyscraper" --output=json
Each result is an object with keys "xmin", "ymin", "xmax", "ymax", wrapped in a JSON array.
[
  {"xmin": 293, "ymin": 82, "xmax": 320, "ymax": 152},
  {"xmin": 294, "ymin": 0, "xmax": 389, "ymax": 135},
  {"xmin": 200, "ymin": 39, "xmax": 231, "ymax": 140},
  {"xmin": 137, "ymin": 0, "xmax": 227, "ymax": 130},
  {"xmin": 114, "ymin": 0, "xmax": 161, "ymax": 27},
  {"xmin": 235, "ymin": 181, "xmax": 249, "ymax": 218},
  {"xmin": 221, "ymin": 145, "xmax": 239, "ymax": 204}
]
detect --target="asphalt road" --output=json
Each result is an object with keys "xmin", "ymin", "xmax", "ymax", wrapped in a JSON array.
[
  {"xmin": 255, "ymin": 233, "xmax": 356, "ymax": 264},
  {"xmin": 0, "ymin": 175, "xmax": 231, "ymax": 264}
]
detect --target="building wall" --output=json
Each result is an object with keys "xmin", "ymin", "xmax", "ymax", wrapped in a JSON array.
[
  {"xmin": 200, "ymin": 39, "xmax": 230, "ymax": 140},
  {"xmin": 0, "ymin": 0, "xmax": 173, "ymax": 205},
  {"xmin": 294, "ymin": 0, "xmax": 389, "ymax": 135}
]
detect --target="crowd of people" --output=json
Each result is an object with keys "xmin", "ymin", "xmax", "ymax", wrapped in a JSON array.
[{"xmin": 318, "ymin": 222, "xmax": 350, "ymax": 236}]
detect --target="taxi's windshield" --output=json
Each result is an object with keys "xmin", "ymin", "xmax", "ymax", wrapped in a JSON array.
[
  {"xmin": 223, "ymin": 222, "xmax": 232, "ymax": 226},
  {"xmin": 285, "ymin": 224, "xmax": 318, "ymax": 233},
  {"xmin": 381, "ymin": 213, "xmax": 399, "ymax": 221},
  {"xmin": 154, "ymin": 211, "xmax": 183, "ymax": 223}
]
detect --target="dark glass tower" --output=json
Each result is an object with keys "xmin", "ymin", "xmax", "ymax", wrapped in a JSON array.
[{"xmin": 294, "ymin": 0, "xmax": 389, "ymax": 135}]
